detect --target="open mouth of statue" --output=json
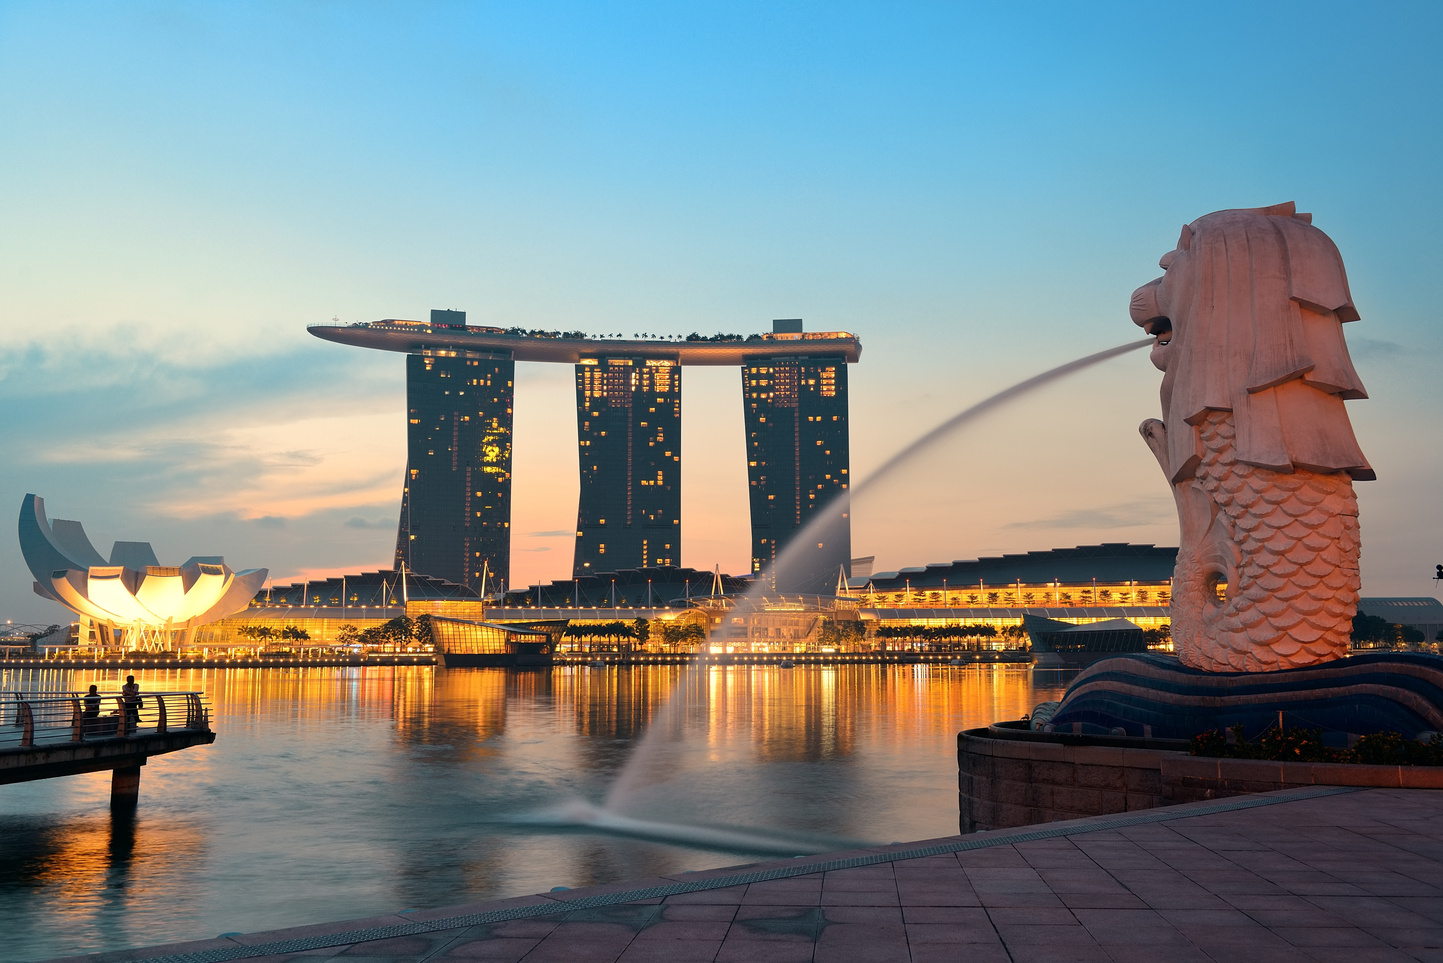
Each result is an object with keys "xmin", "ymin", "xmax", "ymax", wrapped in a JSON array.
[{"xmin": 1144, "ymin": 317, "xmax": 1172, "ymax": 346}]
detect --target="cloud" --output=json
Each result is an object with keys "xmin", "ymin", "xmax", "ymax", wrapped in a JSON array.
[
  {"xmin": 0, "ymin": 328, "xmax": 388, "ymax": 407},
  {"xmin": 29, "ymin": 423, "xmax": 403, "ymax": 521},
  {"xmin": 1347, "ymin": 338, "xmax": 1405, "ymax": 361},
  {"xmin": 0, "ymin": 333, "xmax": 409, "ymax": 620},
  {"xmin": 527, "ymin": 530, "xmax": 575, "ymax": 538},
  {"xmin": 8, "ymin": 344, "xmax": 405, "ymax": 523},
  {"xmin": 345, "ymin": 516, "xmax": 395, "ymax": 530},
  {"xmin": 1004, "ymin": 499, "xmax": 1171, "ymax": 531}
]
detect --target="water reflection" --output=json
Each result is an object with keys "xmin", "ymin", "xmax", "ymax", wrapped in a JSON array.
[{"xmin": 0, "ymin": 664, "xmax": 1066, "ymax": 961}]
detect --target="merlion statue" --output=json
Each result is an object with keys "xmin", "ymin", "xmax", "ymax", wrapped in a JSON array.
[{"xmin": 1131, "ymin": 202, "xmax": 1373, "ymax": 672}]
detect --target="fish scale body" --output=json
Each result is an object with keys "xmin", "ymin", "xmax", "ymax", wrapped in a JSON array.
[
  {"xmin": 1176, "ymin": 412, "xmax": 1360, "ymax": 671},
  {"xmin": 1132, "ymin": 204, "xmax": 1372, "ymax": 673}
]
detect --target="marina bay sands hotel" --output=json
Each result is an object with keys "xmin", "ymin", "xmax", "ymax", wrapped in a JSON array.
[{"xmin": 309, "ymin": 312, "xmax": 861, "ymax": 593}]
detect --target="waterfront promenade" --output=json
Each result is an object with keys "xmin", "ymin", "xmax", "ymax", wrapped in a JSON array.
[
  {"xmin": 42, "ymin": 786, "xmax": 1443, "ymax": 963},
  {"xmin": 0, "ymin": 650, "xmax": 1030, "ymax": 670}
]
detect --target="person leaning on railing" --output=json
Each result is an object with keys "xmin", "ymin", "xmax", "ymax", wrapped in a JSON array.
[
  {"xmin": 120, "ymin": 675, "xmax": 141, "ymax": 730},
  {"xmin": 81, "ymin": 685, "xmax": 101, "ymax": 735}
]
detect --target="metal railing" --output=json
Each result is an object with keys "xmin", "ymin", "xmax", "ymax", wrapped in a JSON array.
[{"xmin": 1, "ymin": 690, "xmax": 211, "ymax": 751}]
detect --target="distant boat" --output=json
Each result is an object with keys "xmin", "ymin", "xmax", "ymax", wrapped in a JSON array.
[{"xmin": 778, "ymin": 660, "xmax": 796, "ymax": 669}]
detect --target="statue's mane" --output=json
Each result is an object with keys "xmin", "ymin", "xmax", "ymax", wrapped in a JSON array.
[{"xmin": 1156, "ymin": 202, "xmax": 1373, "ymax": 482}]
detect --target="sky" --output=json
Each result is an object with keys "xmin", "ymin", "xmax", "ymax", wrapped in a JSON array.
[{"xmin": 1, "ymin": 1, "xmax": 1440, "ymax": 625}]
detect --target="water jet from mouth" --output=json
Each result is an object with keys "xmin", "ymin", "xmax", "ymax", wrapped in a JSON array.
[{"xmin": 495, "ymin": 337, "xmax": 1155, "ymax": 845}]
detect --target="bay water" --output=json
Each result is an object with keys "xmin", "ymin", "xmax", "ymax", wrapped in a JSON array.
[{"xmin": 0, "ymin": 663, "xmax": 1067, "ymax": 961}]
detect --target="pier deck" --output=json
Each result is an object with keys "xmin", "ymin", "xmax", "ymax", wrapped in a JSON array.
[
  {"xmin": 0, "ymin": 690, "xmax": 214, "ymax": 804},
  {"xmin": 40, "ymin": 785, "xmax": 1443, "ymax": 962}
]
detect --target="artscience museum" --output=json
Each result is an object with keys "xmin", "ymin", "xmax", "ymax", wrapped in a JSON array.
[{"xmin": 19, "ymin": 494, "xmax": 268, "ymax": 651}]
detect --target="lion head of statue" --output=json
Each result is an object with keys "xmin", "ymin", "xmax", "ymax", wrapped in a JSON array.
[{"xmin": 1129, "ymin": 201, "xmax": 1373, "ymax": 483}]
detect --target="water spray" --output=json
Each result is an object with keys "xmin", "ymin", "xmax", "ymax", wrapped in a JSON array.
[{"xmin": 539, "ymin": 337, "xmax": 1155, "ymax": 844}]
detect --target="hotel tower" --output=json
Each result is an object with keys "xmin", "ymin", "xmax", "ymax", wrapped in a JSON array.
[
  {"xmin": 311, "ymin": 315, "xmax": 860, "ymax": 593},
  {"xmin": 743, "ymin": 323, "xmax": 852, "ymax": 591},
  {"xmin": 573, "ymin": 356, "xmax": 682, "ymax": 575},
  {"xmin": 393, "ymin": 310, "xmax": 514, "ymax": 591}
]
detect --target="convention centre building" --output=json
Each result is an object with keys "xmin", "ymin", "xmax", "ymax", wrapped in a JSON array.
[
  {"xmin": 169, "ymin": 542, "xmax": 1437, "ymax": 659},
  {"xmin": 187, "ymin": 544, "xmax": 1171, "ymax": 654}
]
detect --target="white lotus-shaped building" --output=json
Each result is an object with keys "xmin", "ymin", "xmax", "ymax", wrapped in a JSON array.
[{"xmin": 20, "ymin": 494, "xmax": 268, "ymax": 648}]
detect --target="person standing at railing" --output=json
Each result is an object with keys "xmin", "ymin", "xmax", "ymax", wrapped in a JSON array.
[
  {"xmin": 121, "ymin": 675, "xmax": 141, "ymax": 731},
  {"xmin": 82, "ymin": 685, "xmax": 101, "ymax": 735}
]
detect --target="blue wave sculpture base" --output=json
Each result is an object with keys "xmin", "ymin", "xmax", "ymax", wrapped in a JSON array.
[{"xmin": 1046, "ymin": 652, "xmax": 1443, "ymax": 740}]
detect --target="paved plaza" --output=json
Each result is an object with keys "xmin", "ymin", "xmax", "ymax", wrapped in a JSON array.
[{"xmin": 49, "ymin": 786, "xmax": 1443, "ymax": 963}]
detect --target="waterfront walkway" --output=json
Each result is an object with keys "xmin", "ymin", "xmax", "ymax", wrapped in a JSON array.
[
  {"xmin": 47, "ymin": 786, "xmax": 1443, "ymax": 963},
  {"xmin": 0, "ymin": 650, "xmax": 1026, "ymax": 670}
]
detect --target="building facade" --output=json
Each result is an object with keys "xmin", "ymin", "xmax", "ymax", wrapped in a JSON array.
[
  {"xmin": 197, "ymin": 569, "xmax": 486, "ymax": 649},
  {"xmin": 19, "ymin": 493, "xmax": 267, "ymax": 652},
  {"xmin": 742, "ymin": 328, "xmax": 852, "ymax": 592},
  {"xmin": 394, "ymin": 309, "xmax": 514, "ymax": 591},
  {"xmin": 573, "ymin": 357, "xmax": 681, "ymax": 574},
  {"xmin": 854, "ymin": 543, "xmax": 1178, "ymax": 643},
  {"xmin": 312, "ymin": 314, "xmax": 860, "ymax": 589},
  {"xmin": 1356, "ymin": 598, "xmax": 1443, "ymax": 645}
]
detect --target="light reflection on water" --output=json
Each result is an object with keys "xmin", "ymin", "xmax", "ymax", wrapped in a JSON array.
[{"xmin": 0, "ymin": 664, "xmax": 1067, "ymax": 961}]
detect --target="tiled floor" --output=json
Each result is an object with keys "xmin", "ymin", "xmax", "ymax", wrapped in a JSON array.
[{"xmin": 48, "ymin": 787, "xmax": 1443, "ymax": 963}]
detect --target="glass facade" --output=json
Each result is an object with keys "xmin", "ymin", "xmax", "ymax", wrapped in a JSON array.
[
  {"xmin": 429, "ymin": 617, "xmax": 527, "ymax": 656},
  {"xmin": 742, "ymin": 356, "xmax": 851, "ymax": 591},
  {"xmin": 394, "ymin": 311, "xmax": 514, "ymax": 591},
  {"xmin": 573, "ymin": 358, "xmax": 681, "ymax": 575}
]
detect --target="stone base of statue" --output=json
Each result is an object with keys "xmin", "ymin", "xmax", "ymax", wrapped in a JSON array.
[
  {"xmin": 1032, "ymin": 652, "xmax": 1443, "ymax": 741},
  {"xmin": 959, "ymin": 203, "xmax": 1441, "ymax": 835}
]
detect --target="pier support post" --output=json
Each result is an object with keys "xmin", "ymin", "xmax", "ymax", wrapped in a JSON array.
[{"xmin": 111, "ymin": 763, "xmax": 144, "ymax": 808}]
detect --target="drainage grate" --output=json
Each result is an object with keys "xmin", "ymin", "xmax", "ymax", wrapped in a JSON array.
[{"xmin": 110, "ymin": 785, "xmax": 1360, "ymax": 963}]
